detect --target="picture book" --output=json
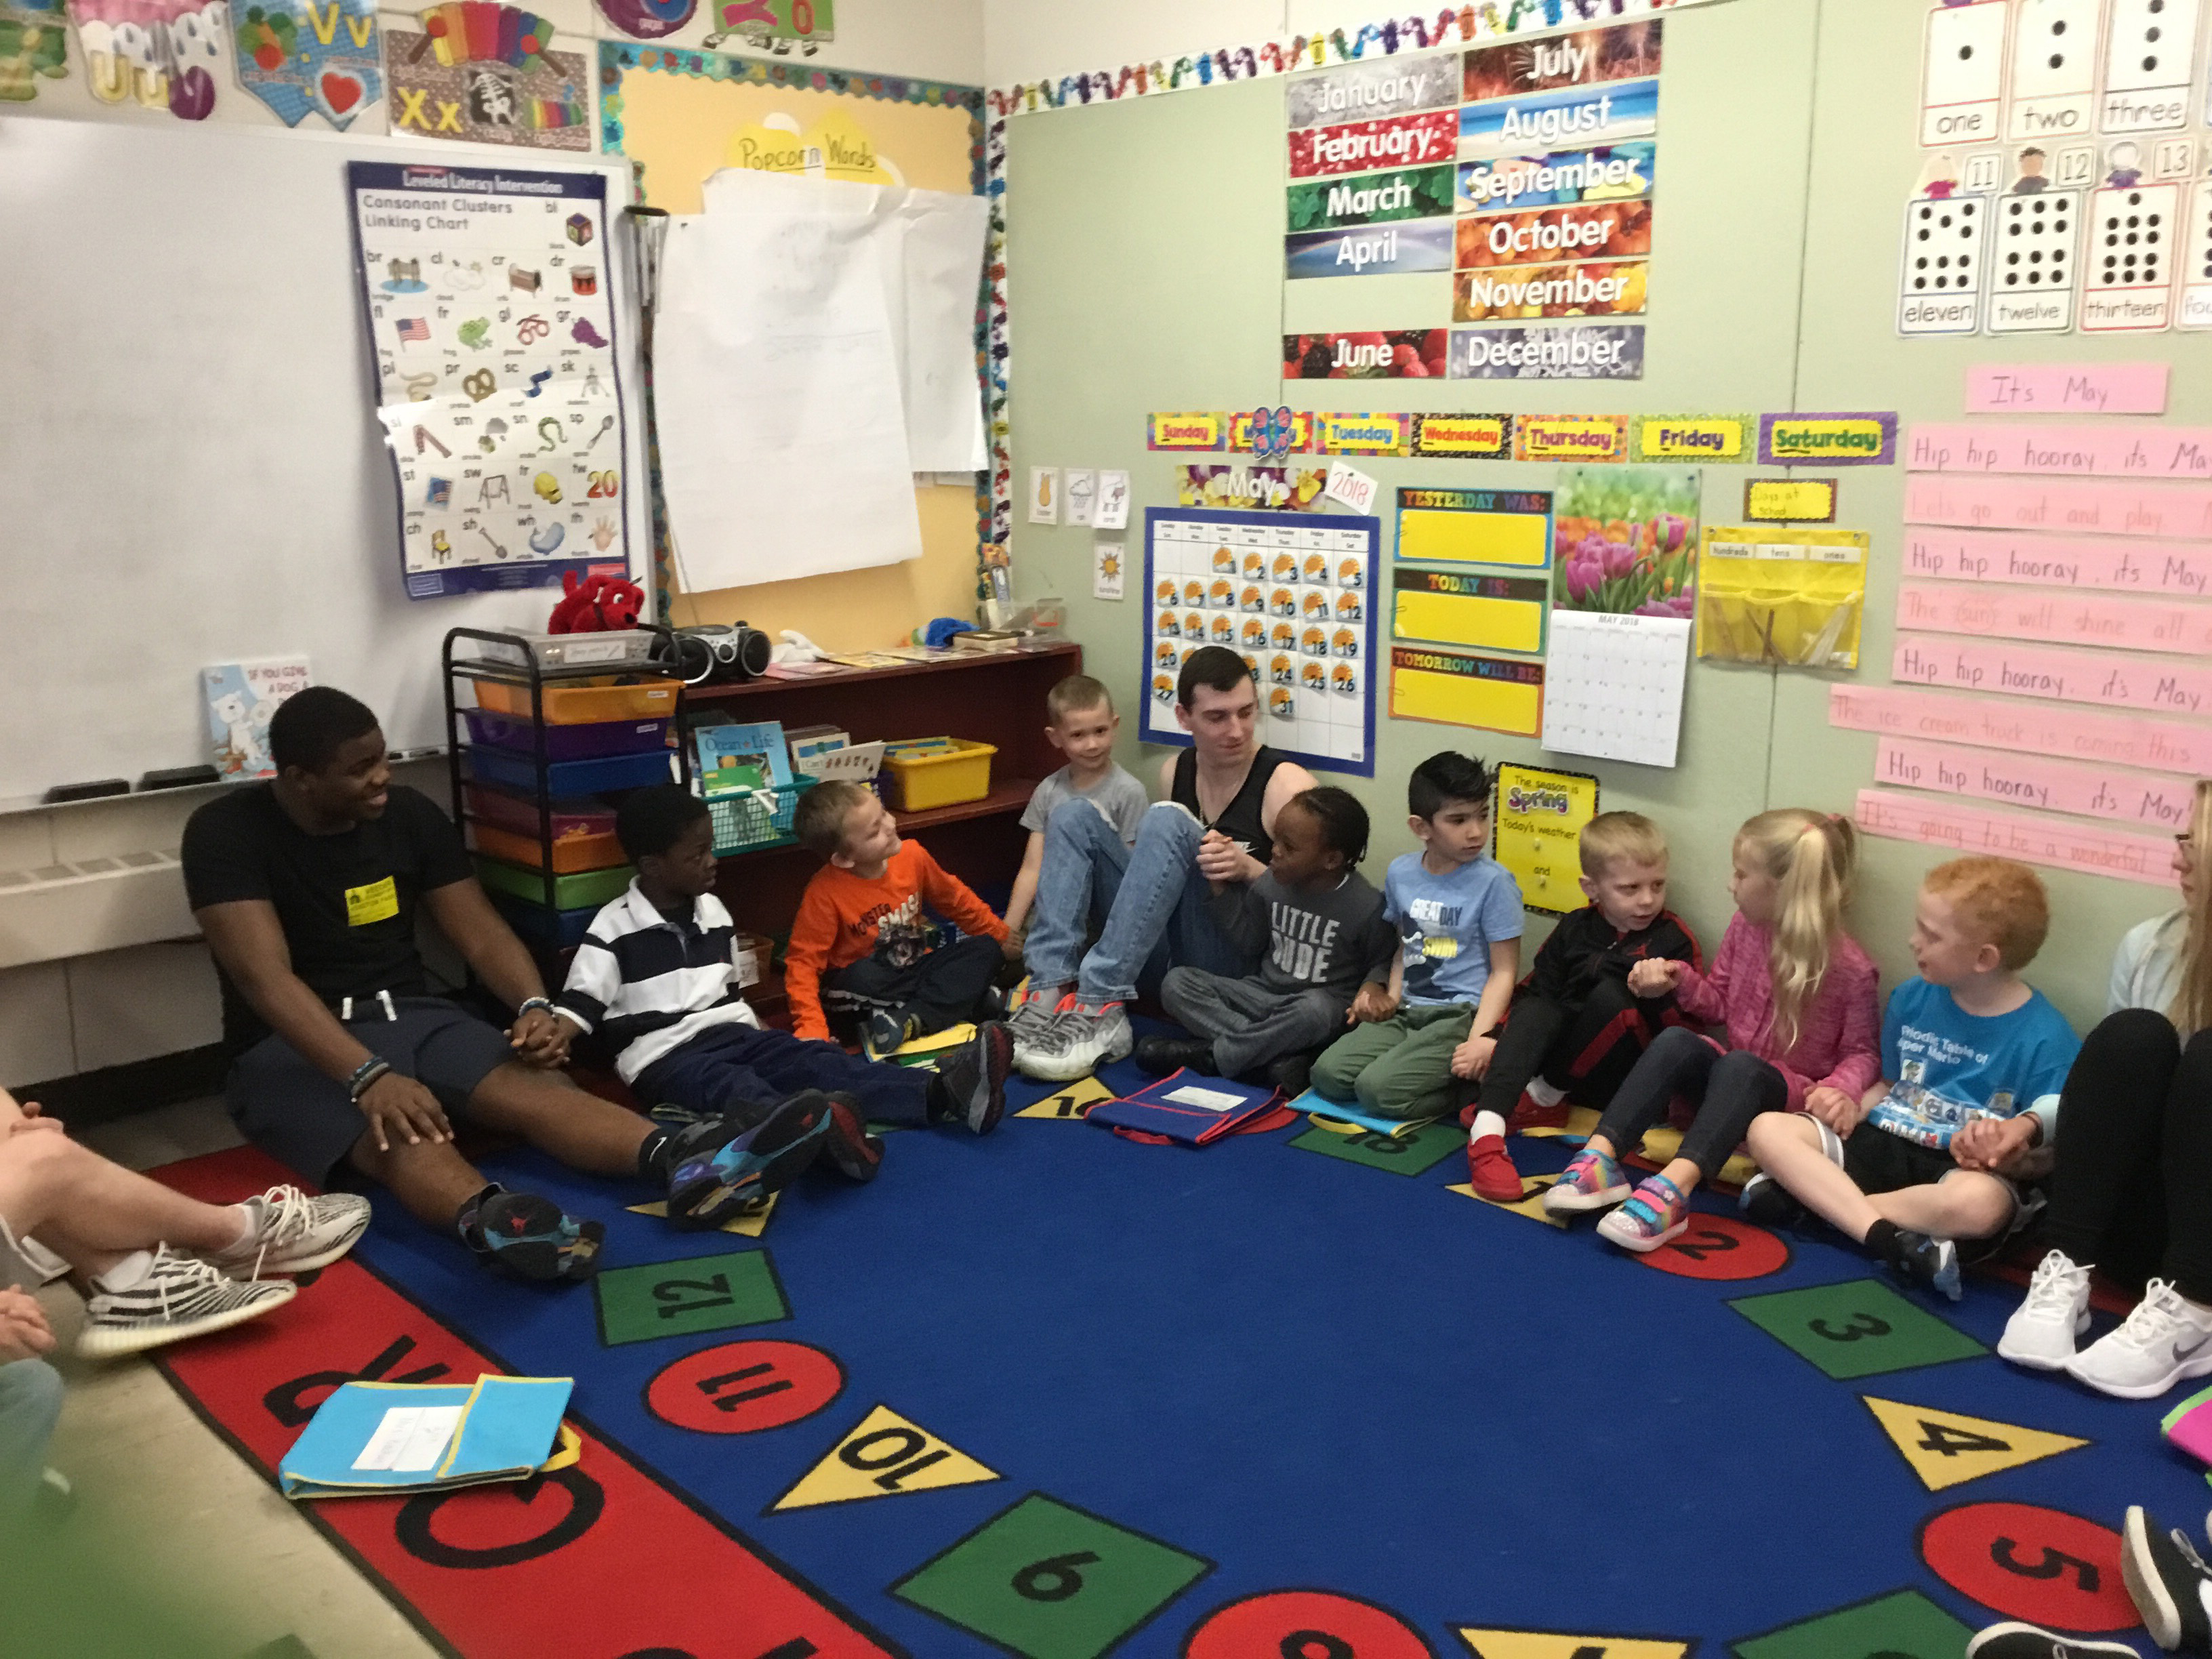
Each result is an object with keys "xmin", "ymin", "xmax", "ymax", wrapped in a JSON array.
[
  {"xmin": 695, "ymin": 719, "xmax": 792, "ymax": 796},
  {"xmin": 203, "ymin": 657, "xmax": 311, "ymax": 781}
]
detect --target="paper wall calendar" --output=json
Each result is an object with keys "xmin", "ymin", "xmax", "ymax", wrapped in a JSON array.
[{"xmin": 1540, "ymin": 609, "xmax": 1689, "ymax": 769}]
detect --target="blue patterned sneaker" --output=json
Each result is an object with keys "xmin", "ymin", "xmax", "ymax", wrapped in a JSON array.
[
  {"xmin": 1542, "ymin": 1147, "xmax": 1632, "ymax": 1217},
  {"xmin": 459, "ymin": 1187, "xmax": 605, "ymax": 1283},
  {"xmin": 1597, "ymin": 1174, "xmax": 1691, "ymax": 1252},
  {"xmin": 667, "ymin": 1091, "xmax": 834, "ymax": 1229}
]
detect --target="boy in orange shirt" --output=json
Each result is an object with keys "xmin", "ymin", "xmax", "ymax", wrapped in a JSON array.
[{"xmin": 786, "ymin": 781, "xmax": 1017, "ymax": 1062}]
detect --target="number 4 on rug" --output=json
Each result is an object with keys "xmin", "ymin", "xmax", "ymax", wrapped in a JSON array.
[
  {"xmin": 1860, "ymin": 1396, "xmax": 2089, "ymax": 1492},
  {"xmin": 769, "ymin": 1404, "xmax": 999, "ymax": 1511}
]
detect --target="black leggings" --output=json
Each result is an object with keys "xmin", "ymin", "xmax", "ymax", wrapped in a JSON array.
[
  {"xmin": 1474, "ymin": 977, "xmax": 1676, "ymax": 1120},
  {"xmin": 2041, "ymin": 1008, "xmax": 2212, "ymax": 1304},
  {"xmin": 1589, "ymin": 1025, "xmax": 1788, "ymax": 1184}
]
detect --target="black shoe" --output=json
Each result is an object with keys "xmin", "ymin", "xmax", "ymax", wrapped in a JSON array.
[
  {"xmin": 936, "ymin": 1021, "xmax": 1012, "ymax": 1134},
  {"xmin": 865, "ymin": 1007, "xmax": 917, "ymax": 1057},
  {"xmin": 667, "ymin": 1091, "xmax": 834, "ymax": 1229},
  {"xmin": 2123, "ymin": 1504, "xmax": 2212, "ymax": 1652},
  {"xmin": 820, "ymin": 1094, "xmax": 884, "ymax": 1182},
  {"xmin": 1967, "ymin": 1623, "xmax": 2139, "ymax": 1658},
  {"xmin": 1134, "ymin": 1035, "xmax": 1216, "ymax": 1076},
  {"xmin": 1269, "ymin": 1052, "xmax": 1315, "ymax": 1097},
  {"xmin": 461, "ymin": 1187, "xmax": 605, "ymax": 1282},
  {"xmin": 1887, "ymin": 1229, "xmax": 1963, "ymax": 1302},
  {"xmin": 1738, "ymin": 1172, "xmax": 1807, "ymax": 1231}
]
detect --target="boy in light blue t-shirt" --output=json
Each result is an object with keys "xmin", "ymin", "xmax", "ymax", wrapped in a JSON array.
[
  {"xmin": 1311, "ymin": 752, "xmax": 1523, "ymax": 1120},
  {"xmin": 1745, "ymin": 857, "xmax": 2080, "ymax": 1300}
]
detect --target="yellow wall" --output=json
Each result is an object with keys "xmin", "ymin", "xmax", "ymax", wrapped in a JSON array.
[{"xmin": 613, "ymin": 56, "xmax": 985, "ymax": 647}]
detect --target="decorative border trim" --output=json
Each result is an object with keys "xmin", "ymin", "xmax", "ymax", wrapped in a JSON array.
[{"xmin": 598, "ymin": 41, "xmax": 993, "ymax": 609}]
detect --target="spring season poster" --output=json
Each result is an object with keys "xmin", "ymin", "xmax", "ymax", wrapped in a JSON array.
[{"xmin": 348, "ymin": 162, "xmax": 630, "ymax": 598}]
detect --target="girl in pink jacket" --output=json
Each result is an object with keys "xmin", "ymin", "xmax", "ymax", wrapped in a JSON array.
[{"xmin": 1544, "ymin": 808, "xmax": 1881, "ymax": 1250}]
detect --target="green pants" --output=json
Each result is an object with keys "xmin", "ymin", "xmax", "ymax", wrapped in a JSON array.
[{"xmin": 1310, "ymin": 1002, "xmax": 1476, "ymax": 1120}]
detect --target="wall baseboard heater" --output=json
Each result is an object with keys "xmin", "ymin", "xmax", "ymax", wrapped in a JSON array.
[{"xmin": 0, "ymin": 855, "xmax": 197, "ymax": 970}]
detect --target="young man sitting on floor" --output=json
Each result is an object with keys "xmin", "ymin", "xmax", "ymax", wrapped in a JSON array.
[
  {"xmin": 554, "ymin": 787, "xmax": 1012, "ymax": 1187},
  {"xmin": 182, "ymin": 688, "xmax": 804, "ymax": 1283}
]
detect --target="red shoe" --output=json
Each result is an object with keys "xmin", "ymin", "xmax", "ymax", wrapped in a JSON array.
[
  {"xmin": 1505, "ymin": 1088, "xmax": 1571, "ymax": 1134},
  {"xmin": 1467, "ymin": 1133, "xmax": 1524, "ymax": 1203}
]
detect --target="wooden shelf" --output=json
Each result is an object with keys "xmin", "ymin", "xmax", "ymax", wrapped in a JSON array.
[
  {"xmin": 682, "ymin": 641, "xmax": 1080, "ymax": 706},
  {"xmin": 892, "ymin": 778, "xmax": 1037, "ymax": 833}
]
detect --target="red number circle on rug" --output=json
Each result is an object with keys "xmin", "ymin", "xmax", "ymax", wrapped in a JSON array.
[
  {"xmin": 1182, "ymin": 1589, "xmax": 1435, "ymax": 1659},
  {"xmin": 1919, "ymin": 1501, "xmax": 2135, "ymax": 1631},
  {"xmin": 646, "ymin": 1340, "xmax": 844, "ymax": 1436},
  {"xmin": 1635, "ymin": 1214, "xmax": 1790, "ymax": 1282}
]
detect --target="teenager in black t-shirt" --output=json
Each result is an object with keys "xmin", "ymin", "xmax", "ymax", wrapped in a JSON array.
[{"xmin": 182, "ymin": 689, "xmax": 837, "ymax": 1282}]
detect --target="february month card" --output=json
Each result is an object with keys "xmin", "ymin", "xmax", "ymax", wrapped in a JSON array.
[
  {"xmin": 1143, "ymin": 508, "xmax": 1377, "ymax": 777},
  {"xmin": 348, "ymin": 162, "xmax": 629, "ymax": 598}
]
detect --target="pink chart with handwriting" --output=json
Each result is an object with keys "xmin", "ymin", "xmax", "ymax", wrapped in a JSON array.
[
  {"xmin": 1963, "ymin": 365, "xmax": 2168, "ymax": 415},
  {"xmin": 1855, "ymin": 789, "xmax": 2178, "ymax": 888},
  {"xmin": 1876, "ymin": 737, "xmax": 2197, "ymax": 830},
  {"xmin": 1907, "ymin": 424, "xmax": 2212, "ymax": 479},
  {"xmin": 1892, "ymin": 635, "xmax": 2212, "ymax": 716},
  {"xmin": 1828, "ymin": 685, "xmax": 2212, "ymax": 778},
  {"xmin": 1902, "ymin": 527, "xmax": 2212, "ymax": 596},
  {"xmin": 1896, "ymin": 581, "xmax": 2212, "ymax": 654}
]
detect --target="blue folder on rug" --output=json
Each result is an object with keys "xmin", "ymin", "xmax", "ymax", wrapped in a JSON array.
[
  {"xmin": 1088, "ymin": 1069, "xmax": 1282, "ymax": 1145},
  {"xmin": 1284, "ymin": 1088, "xmax": 1443, "ymax": 1141},
  {"xmin": 279, "ymin": 1374, "xmax": 577, "ymax": 1500}
]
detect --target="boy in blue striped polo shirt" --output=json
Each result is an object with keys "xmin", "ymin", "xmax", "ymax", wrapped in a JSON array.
[{"xmin": 555, "ymin": 787, "xmax": 1009, "ymax": 1215}]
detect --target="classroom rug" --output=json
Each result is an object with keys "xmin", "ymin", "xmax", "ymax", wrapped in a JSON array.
[{"xmin": 148, "ymin": 1043, "xmax": 2212, "ymax": 1659}]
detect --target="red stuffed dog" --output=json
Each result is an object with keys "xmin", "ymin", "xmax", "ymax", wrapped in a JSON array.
[{"xmin": 547, "ymin": 571, "xmax": 644, "ymax": 634}]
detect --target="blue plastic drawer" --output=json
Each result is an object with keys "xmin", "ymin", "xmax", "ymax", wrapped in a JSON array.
[
  {"xmin": 466, "ymin": 745, "xmax": 676, "ymax": 797},
  {"xmin": 489, "ymin": 891, "xmax": 596, "ymax": 950},
  {"xmin": 462, "ymin": 710, "xmax": 673, "ymax": 760}
]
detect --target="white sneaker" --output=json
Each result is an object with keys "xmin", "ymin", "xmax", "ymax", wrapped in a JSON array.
[
  {"xmin": 78, "ymin": 1248, "xmax": 296, "ymax": 1359},
  {"xmin": 1016, "ymin": 1000, "xmax": 1132, "ymax": 1082},
  {"xmin": 1997, "ymin": 1250, "xmax": 2091, "ymax": 1371},
  {"xmin": 2066, "ymin": 1279, "xmax": 2212, "ymax": 1401},
  {"xmin": 1004, "ymin": 987, "xmax": 1065, "ymax": 1053},
  {"xmin": 200, "ymin": 1186, "xmax": 373, "ymax": 1279}
]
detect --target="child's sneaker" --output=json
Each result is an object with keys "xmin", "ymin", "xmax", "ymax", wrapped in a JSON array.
[
  {"xmin": 820, "ymin": 1094, "xmax": 884, "ymax": 1182},
  {"xmin": 668, "ymin": 1092, "xmax": 833, "ymax": 1229},
  {"xmin": 2067, "ymin": 1280, "xmax": 2212, "ymax": 1400},
  {"xmin": 865, "ymin": 1008, "xmax": 917, "ymax": 1058},
  {"xmin": 937, "ymin": 1021, "xmax": 1012, "ymax": 1134},
  {"xmin": 1017, "ymin": 1000, "xmax": 1131, "ymax": 1082},
  {"xmin": 1005, "ymin": 985, "xmax": 1064, "ymax": 1050},
  {"xmin": 1997, "ymin": 1250, "xmax": 2092, "ymax": 1370},
  {"xmin": 1505, "ymin": 1084, "xmax": 1570, "ymax": 1134},
  {"xmin": 2121, "ymin": 1504, "xmax": 2212, "ymax": 1652},
  {"xmin": 1542, "ymin": 1147, "xmax": 1632, "ymax": 1216},
  {"xmin": 1738, "ymin": 1172, "xmax": 1807, "ymax": 1231},
  {"xmin": 77, "ymin": 1249, "xmax": 298, "ymax": 1358},
  {"xmin": 199, "ymin": 1185, "xmax": 373, "ymax": 1279},
  {"xmin": 1596, "ymin": 1174, "xmax": 1689, "ymax": 1252},
  {"xmin": 1966, "ymin": 1622, "xmax": 2138, "ymax": 1658},
  {"xmin": 1889, "ymin": 1229, "xmax": 1962, "ymax": 1302},
  {"xmin": 1466, "ymin": 1132, "xmax": 1523, "ymax": 1203},
  {"xmin": 460, "ymin": 1187, "xmax": 605, "ymax": 1282}
]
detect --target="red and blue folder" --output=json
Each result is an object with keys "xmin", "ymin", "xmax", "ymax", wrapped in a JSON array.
[{"xmin": 1088, "ymin": 1069, "xmax": 1284, "ymax": 1145}]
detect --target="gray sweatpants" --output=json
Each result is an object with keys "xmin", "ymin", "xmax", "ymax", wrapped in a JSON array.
[{"xmin": 1160, "ymin": 966, "xmax": 1347, "ymax": 1078}]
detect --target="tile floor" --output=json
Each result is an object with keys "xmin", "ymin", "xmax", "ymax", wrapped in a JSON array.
[{"xmin": 31, "ymin": 1099, "xmax": 436, "ymax": 1659}]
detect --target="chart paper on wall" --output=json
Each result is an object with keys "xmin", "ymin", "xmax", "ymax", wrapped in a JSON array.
[
  {"xmin": 347, "ymin": 163, "xmax": 628, "ymax": 599},
  {"xmin": 1143, "ymin": 508, "xmax": 1376, "ymax": 777}
]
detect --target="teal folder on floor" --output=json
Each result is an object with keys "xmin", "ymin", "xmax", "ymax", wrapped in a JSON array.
[{"xmin": 279, "ymin": 1374, "xmax": 577, "ymax": 1500}]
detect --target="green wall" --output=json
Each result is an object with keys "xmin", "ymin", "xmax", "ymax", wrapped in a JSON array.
[{"xmin": 1003, "ymin": 0, "xmax": 2194, "ymax": 1029}]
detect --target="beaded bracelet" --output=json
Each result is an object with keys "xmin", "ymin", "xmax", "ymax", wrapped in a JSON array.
[{"xmin": 347, "ymin": 1057, "xmax": 392, "ymax": 1102}]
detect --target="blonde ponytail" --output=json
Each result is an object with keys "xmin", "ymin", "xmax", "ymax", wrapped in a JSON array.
[
  {"xmin": 1736, "ymin": 808, "xmax": 1858, "ymax": 1052},
  {"xmin": 2173, "ymin": 780, "xmax": 2212, "ymax": 1038}
]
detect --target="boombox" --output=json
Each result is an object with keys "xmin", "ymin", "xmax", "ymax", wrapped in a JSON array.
[{"xmin": 665, "ymin": 623, "xmax": 772, "ymax": 685}]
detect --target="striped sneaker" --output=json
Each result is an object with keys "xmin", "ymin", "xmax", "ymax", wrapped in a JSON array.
[
  {"xmin": 1597, "ymin": 1173, "xmax": 1691, "ymax": 1252},
  {"xmin": 78, "ymin": 1248, "xmax": 296, "ymax": 1359},
  {"xmin": 1542, "ymin": 1147, "xmax": 1633, "ymax": 1216},
  {"xmin": 200, "ymin": 1186, "xmax": 373, "ymax": 1279}
]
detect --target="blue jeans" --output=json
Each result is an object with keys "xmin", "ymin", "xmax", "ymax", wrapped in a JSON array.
[
  {"xmin": 633, "ymin": 1023, "xmax": 935, "ymax": 1128},
  {"xmin": 0, "ymin": 1357, "xmax": 60, "ymax": 1526},
  {"xmin": 1025, "ymin": 798, "xmax": 1246, "ymax": 1006}
]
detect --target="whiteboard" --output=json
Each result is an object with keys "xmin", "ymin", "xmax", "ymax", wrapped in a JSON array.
[{"xmin": 0, "ymin": 118, "xmax": 651, "ymax": 804}]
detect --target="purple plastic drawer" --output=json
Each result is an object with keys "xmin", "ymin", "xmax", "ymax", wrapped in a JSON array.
[{"xmin": 462, "ymin": 710, "xmax": 672, "ymax": 760}]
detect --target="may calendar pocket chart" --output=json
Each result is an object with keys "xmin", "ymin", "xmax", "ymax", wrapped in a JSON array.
[
  {"xmin": 347, "ymin": 162, "xmax": 629, "ymax": 599},
  {"xmin": 1142, "ymin": 508, "xmax": 1378, "ymax": 777}
]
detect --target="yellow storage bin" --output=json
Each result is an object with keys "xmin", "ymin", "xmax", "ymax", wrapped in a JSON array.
[
  {"xmin": 880, "ymin": 740, "xmax": 996, "ymax": 813},
  {"xmin": 472, "ymin": 676, "xmax": 682, "ymax": 725}
]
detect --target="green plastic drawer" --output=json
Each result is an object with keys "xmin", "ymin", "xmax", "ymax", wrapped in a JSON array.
[{"xmin": 472, "ymin": 857, "xmax": 634, "ymax": 912}]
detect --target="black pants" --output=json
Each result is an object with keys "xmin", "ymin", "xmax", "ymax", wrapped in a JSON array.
[
  {"xmin": 2041, "ymin": 1008, "xmax": 2212, "ymax": 1304},
  {"xmin": 1589, "ymin": 1025, "xmax": 1787, "ymax": 1183},
  {"xmin": 1473, "ymin": 978, "xmax": 1673, "ymax": 1120},
  {"xmin": 821, "ymin": 934, "xmax": 1002, "ymax": 1040}
]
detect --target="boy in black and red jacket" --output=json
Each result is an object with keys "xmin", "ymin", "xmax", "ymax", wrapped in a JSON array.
[{"xmin": 1462, "ymin": 811, "xmax": 1701, "ymax": 1200}]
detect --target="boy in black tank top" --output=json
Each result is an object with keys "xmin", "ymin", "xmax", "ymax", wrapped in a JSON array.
[{"xmin": 1018, "ymin": 648, "xmax": 1318, "ymax": 1083}]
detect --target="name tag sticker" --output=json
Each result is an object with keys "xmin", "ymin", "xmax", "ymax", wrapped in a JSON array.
[{"xmin": 346, "ymin": 876, "xmax": 400, "ymax": 927}]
